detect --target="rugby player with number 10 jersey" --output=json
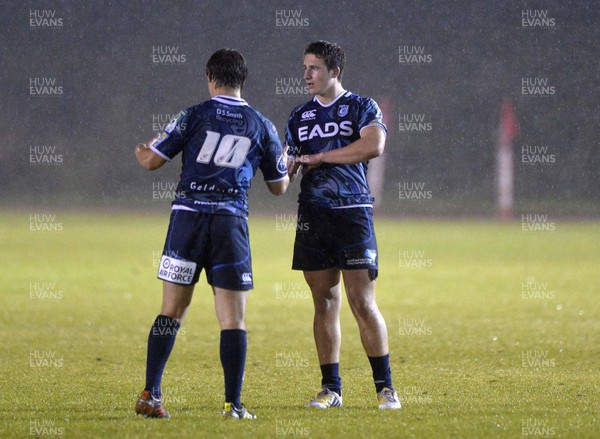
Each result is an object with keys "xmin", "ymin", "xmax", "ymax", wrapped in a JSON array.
[
  {"xmin": 150, "ymin": 95, "xmax": 287, "ymax": 218},
  {"xmin": 134, "ymin": 49, "xmax": 288, "ymax": 421}
]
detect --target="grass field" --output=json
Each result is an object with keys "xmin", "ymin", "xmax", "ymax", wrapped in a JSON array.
[{"xmin": 2, "ymin": 212, "xmax": 599, "ymax": 438}]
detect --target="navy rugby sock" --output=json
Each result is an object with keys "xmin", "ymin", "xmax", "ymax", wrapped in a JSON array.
[
  {"xmin": 320, "ymin": 363, "xmax": 342, "ymax": 395},
  {"xmin": 368, "ymin": 354, "xmax": 393, "ymax": 393},
  {"xmin": 144, "ymin": 315, "xmax": 180, "ymax": 399},
  {"xmin": 220, "ymin": 329, "xmax": 247, "ymax": 407}
]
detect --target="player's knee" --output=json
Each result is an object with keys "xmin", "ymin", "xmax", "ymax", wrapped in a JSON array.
[
  {"xmin": 347, "ymin": 294, "xmax": 377, "ymax": 317},
  {"xmin": 313, "ymin": 294, "xmax": 340, "ymax": 314}
]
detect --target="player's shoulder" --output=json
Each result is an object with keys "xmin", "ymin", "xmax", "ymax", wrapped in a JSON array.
[
  {"xmin": 244, "ymin": 103, "xmax": 267, "ymax": 122},
  {"xmin": 242, "ymin": 103, "xmax": 278, "ymax": 134},
  {"xmin": 161, "ymin": 103, "xmax": 202, "ymax": 134},
  {"xmin": 174, "ymin": 100, "xmax": 210, "ymax": 120},
  {"xmin": 342, "ymin": 91, "xmax": 378, "ymax": 107},
  {"xmin": 188, "ymin": 98, "xmax": 217, "ymax": 114}
]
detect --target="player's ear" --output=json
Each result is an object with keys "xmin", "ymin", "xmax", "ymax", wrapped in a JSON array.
[{"xmin": 331, "ymin": 66, "xmax": 341, "ymax": 80}]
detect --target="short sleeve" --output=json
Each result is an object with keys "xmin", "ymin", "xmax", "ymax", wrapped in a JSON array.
[
  {"xmin": 149, "ymin": 109, "xmax": 190, "ymax": 161},
  {"xmin": 260, "ymin": 120, "xmax": 288, "ymax": 182},
  {"xmin": 358, "ymin": 98, "xmax": 387, "ymax": 136}
]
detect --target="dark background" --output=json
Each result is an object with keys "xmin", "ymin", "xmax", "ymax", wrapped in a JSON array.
[{"xmin": 2, "ymin": 0, "xmax": 598, "ymax": 217}]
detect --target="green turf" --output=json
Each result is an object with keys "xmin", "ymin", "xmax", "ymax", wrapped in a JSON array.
[{"xmin": 2, "ymin": 212, "xmax": 599, "ymax": 438}]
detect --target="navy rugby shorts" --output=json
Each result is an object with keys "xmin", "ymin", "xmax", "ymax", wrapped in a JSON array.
[
  {"xmin": 292, "ymin": 204, "xmax": 378, "ymax": 276},
  {"xmin": 157, "ymin": 209, "xmax": 253, "ymax": 290}
]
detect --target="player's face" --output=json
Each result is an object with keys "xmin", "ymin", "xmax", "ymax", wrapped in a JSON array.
[{"xmin": 303, "ymin": 54, "xmax": 338, "ymax": 97}]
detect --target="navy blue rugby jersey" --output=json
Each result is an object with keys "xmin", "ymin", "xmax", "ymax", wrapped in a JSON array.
[
  {"xmin": 285, "ymin": 91, "xmax": 386, "ymax": 208},
  {"xmin": 150, "ymin": 95, "xmax": 287, "ymax": 218}
]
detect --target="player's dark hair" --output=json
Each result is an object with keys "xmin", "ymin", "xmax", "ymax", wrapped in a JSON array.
[
  {"xmin": 304, "ymin": 40, "xmax": 345, "ymax": 81},
  {"xmin": 206, "ymin": 49, "xmax": 248, "ymax": 90}
]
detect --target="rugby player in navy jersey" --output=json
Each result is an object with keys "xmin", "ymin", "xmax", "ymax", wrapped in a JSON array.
[
  {"xmin": 286, "ymin": 41, "xmax": 401, "ymax": 409},
  {"xmin": 133, "ymin": 49, "xmax": 289, "ymax": 419}
]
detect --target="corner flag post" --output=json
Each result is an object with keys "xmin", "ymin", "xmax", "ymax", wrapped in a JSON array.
[{"xmin": 496, "ymin": 99, "xmax": 518, "ymax": 220}]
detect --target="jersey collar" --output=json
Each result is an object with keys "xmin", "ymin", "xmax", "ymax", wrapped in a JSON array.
[
  {"xmin": 313, "ymin": 90, "xmax": 350, "ymax": 108},
  {"xmin": 212, "ymin": 95, "xmax": 248, "ymax": 106}
]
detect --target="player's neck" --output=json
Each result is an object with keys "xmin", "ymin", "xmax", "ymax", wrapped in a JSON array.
[
  {"xmin": 315, "ymin": 83, "xmax": 345, "ymax": 105},
  {"xmin": 210, "ymin": 86, "xmax": 241, "ymax": 100}
]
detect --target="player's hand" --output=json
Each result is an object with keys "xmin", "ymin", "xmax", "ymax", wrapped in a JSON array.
[
  {"xmin": 284, "ymin": 144, "xmax": 303, "ymax": 181},
  {"xmin": 282, "ymin": 144, "xmax": 290, "ymax": 166},
  {"xmin": 135, "ymin": 142, "xmax": 148, "ymax": 154},
  {"xmin": 297, "ymin": 153, "xmax": 324, "ymax": 173}
]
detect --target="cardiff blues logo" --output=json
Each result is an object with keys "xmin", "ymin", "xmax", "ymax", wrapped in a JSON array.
[
  {"xmin": 337, "ymin": 104, "xmax": 349, "ymax": 117},
  {"xmin": 364, "ymin": 249, "xmax": 377, "ymax": 263},
  {"xmin": 276, "ymin": 154, "xmax": 287, "ymax": 174}
]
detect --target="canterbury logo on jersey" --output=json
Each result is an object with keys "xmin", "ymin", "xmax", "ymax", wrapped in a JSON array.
[
  {"xmin": 301, "ymin": 110, "xmax": 317, "ymax": 120},
  {"xmin": 298, "ymin": 121, "xmax": 353, "ymax": 141}
]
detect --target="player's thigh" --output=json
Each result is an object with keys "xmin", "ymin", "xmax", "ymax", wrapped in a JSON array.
[
  {"xmin": 304, "ymin": 268, "xmax": 342, "ymax": 299},
  {"xmin": 342, "ymin": 269, "xmax": 375, "ymax": 297},
  {"xmin": 161, "ymin": 281, "xmax": 195, "ymax": 319},
  {"xmin": 341, "ymin": 269, "xmax": 378, "ymax": 314}
]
